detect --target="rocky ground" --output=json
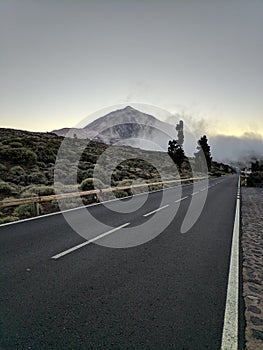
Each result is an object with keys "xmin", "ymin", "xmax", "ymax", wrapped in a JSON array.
[{"xmin": 241, "ymin": 187, "xmax": 263, "ymax": 350}]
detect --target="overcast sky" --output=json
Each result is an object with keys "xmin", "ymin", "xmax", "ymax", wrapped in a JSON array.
[{"xmin": 1, "ymin": 0, "xmax": 262, "ymax": 138}]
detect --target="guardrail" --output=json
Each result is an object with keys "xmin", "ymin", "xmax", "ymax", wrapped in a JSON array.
[{"xmin": 0, "ymin": 176, "xmax": 208, "ymax": 216}]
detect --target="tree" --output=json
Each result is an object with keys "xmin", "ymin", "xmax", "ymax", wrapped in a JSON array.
[
  {"xmin": 194, "ymin": 135, "xmax": 212, "ymax": 172},
  {"xmin": 251, "ymin": 160, "xmax": 260, "ymax": 172},
  {"xmin": 168, "ymin": 120, "xmax": 185, "ymax": 172},
  {"xmin": 168, "ymin": 139, "xmax": 185, "ymax": 170},
  {"xmin": 176, "ymin": 120, "xmax": 184, "ymax": 146}
]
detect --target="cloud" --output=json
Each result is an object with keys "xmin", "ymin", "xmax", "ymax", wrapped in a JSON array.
[
  {"xmin": 165, "ymin": 112, "xmax": 263, "ymax": 165},
  {"xmin": 210, "ymin": 133, "xmax": 263, "ymax": 165}
]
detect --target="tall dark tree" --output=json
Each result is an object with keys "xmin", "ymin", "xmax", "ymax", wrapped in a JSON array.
[
  {"xmin": 176, "ymin": 120, "xmax": 184, "ymax": 146},
  {"xmin": 251, "ymin": 160, "xmax": 260, "ymax": 172},
  {"xmin": 168, "ymin": 139, "xmax": 185, "ymax": 170},
  {"xmin": 194, "ymin": 135, "xmax": 212, "ymax": 172},
  {"xmin": 168, "ymin": 120, "xmax": 185, "ymax": 172}
]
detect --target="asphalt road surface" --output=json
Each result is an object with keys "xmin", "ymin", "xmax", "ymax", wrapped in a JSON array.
[{"xmin": 0, "ymin": 175, "xmax": 239, "ymax": 349}]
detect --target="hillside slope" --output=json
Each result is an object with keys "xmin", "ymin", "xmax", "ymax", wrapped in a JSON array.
[{"xmin": 0, "ymin": 128, "xmax": 234, "ymax": 223}]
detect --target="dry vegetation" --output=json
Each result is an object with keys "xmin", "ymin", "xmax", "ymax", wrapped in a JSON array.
[{"xmin": 0, "ymin": 128, "xmax": 234, "ymax": 223}]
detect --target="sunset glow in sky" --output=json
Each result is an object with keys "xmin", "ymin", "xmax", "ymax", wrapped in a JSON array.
[{"xmin": 1, "ymin": 0, "xmax": 262, "ymax": 138}]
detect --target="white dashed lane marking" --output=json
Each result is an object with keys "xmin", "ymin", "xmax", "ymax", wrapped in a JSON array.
[
  {"xmin": 52, "ymin": 222, "xmax": 130, "ymax": 260},
  {"xmin": 143, "ymin": 204, "xmax": 170, "ymax": 217}
]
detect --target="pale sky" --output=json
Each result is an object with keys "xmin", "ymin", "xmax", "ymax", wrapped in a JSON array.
[{"xmin": 1, "ymin": 0, "xmax": 263, "ymax": 137}]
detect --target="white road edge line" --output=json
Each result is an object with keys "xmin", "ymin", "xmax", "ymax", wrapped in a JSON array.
[
  {"xmin": 143, "ymin": 204, "xmax": 170, "ymax": 217},
  {"xmin": 51, "ymin": 222, "xmax": 130, "ymax": 260},
  {"xmin": 174, "ymin": 196, "xmax": 188, "ymax": 203},
  {"xmin": 221, "ymin": 176, "xmax": 240, "ymax": 350}
]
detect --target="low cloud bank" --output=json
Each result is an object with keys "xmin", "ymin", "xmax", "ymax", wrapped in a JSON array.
[{"xmin": 210, "ymin": 133, "xmax": 263, "ymax": 165}]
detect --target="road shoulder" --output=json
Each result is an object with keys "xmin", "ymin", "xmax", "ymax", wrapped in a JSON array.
[{"xmin": 241, "ymin": 187, "xmax": 263, "ymax": 350}]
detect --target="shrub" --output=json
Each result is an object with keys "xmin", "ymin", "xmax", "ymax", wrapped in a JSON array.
[
  {"xmin": 80, "ymin": 152, "xmax": 98, "ymax": 164},
  {"xmin": 43, "ymin": 169, "xmax": 54, "ymax": 185},
  {"xmin": 0, "ymin": 163, "xmax": 7, "ymax": 172},
  {"xmin": 54, "ymin": 168, "xmax": 67, "ymax": 180},
  {"xmin": 114, "ymin": 190, "xmax": 128, "ymax": 198},
  {"xmin": 54, "ymin": 184, "xmax": 78, "ymax": 193},
  {"xmin": 0, "ymin": 181, "xmax": 19, "ymax": 196},
  {"xmin": 21, "ymin": 185, "xmax": 55, "ymax": 197},
  {"xmin": 78, "ymin": 161, "xmax": 94, "ymax": 170},
  {"xmin": 117, "ymin": 179, "xmax": 133, "ymax": 187},
  {"xmin": 14, "ymin": 204, "xmax": 34, "ymax": 219},
  {"xmin": 35, "ymin": 145, "xmax": 56, "ymax": 163},
  {"xmin": 0, "ymin": 164, "xmax": 7, "ymax": 180},
  {"xmin": 93, "ymin": 165, "xmax": 109, "ymax": 184},
  {"xmin": 0, "ymin": 148, "xmax": 37, "ymax": 165},
  {"xmin": 79, "ymin": 178, "xmax": 105, "ymax": 191},
  {"xmin": 2, "ymin": 196, "xmax": 16, "ymax": 202},
  {"xmin": 63, "ymin": 170, "xmax": 77, "ymax": 185},
  {"xmin": 34, "ymin": 185, "xmax": 55, "ymax": 196},
  {"xmin": 10, "ymin": 142, "xmax": 23, "ymax": 148},
  {"xmin": 28, "ymin": 172, "xmax": 46, "ymax": 185},
  {"xmin": 6, "ymin": 165, "xmax": 27, "ymax": 185},
  {"xmin": 0, "ymin": 216, "xmax": 19, "ymax": 224},
  {"xmin": 148, "ymin": 183, "xmax": 163, "ymax": 191},
  {"xmin": 54, "ymin": 159, "xmax": 71, "ymax": 171},
  {"xmin": 247, "ymin": 172, "xmax": 263, "ymax": 187},
  {"xmin": 115, "ymin": 179, "xmax": 133, "ymax": 196},
  {"xmin": 9, "ymin": 165, "xmax": 25, "ymax": 176},
  {"xmin": 77, "ymin": 169, "xmax": 94, "ymax": 183},
  {"xmin": 36, "ymin": 162, "xmax": 46, "ymax": 168}
]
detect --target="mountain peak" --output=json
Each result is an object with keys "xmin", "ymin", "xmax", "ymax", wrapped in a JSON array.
[
  {"xmin": 123, "ymin": 106, "xmax": 137, "ymax": 111},
  {"xmin": 52, "ymin": 105, "xmax": 177, "ymax": 151}
]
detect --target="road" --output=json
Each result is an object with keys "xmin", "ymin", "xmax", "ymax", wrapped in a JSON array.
[{"xmin": 0, "ymin": 175, "xmax": 240, "ymax": 349}]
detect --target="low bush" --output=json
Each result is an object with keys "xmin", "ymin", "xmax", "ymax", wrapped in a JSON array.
[
  {"xmin": 114, "ymin": 190, "xmax": 128, "ymax": 198},
  {"xmin": 0, "ymin": 181, "xmax": 19, "ymax": 197},
  {"xmin": 246, "ymin": 172, "xmax": 263, "ymax": 187},
  {"xmin": 28, "ymin": 172, "xmax": 47, "ymax": 185},
  {"xmin": 0, "ymin": 147, "xmax": 37, "ymax": 165},
  {"xmin": 79, "ymin": 178, "xmax": 105, "ymax": 191},
  {"xmin": 148, "ymin": 183, "xmax": 163, "ymax": 191},
  {"xmin": 10, "ymin": 142, "xmax": 23, "ymax": 148},
  {"xmin": 0, "ymin": 164, "xmax": 7, "ymax": 180},
  {"xmin": 21, "ymin": 185, "xmax": 55, "ymax": 198},
  {"xmin": 14, "ymin": 204, "xmax": 34, "ymax": 219},
  {"xmin": 115, "ymin": 179, "xmax": 133, "ymax": 196},
  {"xmin": 81, "ymin": 152, "xmax": 98, "ymax": 163},
  {"xmin": 0, "ymin": 216, "xmax": 19, "ymax": 224},
  {"xmin": 77, "ymin": 169, "xmax": 94, "ymax": 183}
]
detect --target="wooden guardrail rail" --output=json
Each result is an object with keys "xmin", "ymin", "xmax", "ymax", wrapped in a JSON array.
[{"xmin": 0, "ymin": 177, "xmax": 208, "ymax": 215}]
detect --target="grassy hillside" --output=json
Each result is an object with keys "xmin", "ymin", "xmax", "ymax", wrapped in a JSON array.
[{"xmin": 0, "ymin": 128, "xmax": 235, "ymax": 223}]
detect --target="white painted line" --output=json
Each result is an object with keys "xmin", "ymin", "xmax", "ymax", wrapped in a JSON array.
[
  {"xmin": 143, "ymin": 204, "xmax": 170, "ymax": 217},
  {"xmin": 174, "ymin": 196, "xmax": 188, "ymax": 203},
  {"xmin": 51, "ymin": 222, "xmax": 130, "ymax": 260},
  {"xmin": 221, "ymin": 176, "xmax": 240, "ymax": 350},
  {"xmin": 191, "ymin": 191, "xmax": 199, "ymax": 196},
  {"xmin": 200, "ymin": 188, "xmax": 207, "ymax": 192}
]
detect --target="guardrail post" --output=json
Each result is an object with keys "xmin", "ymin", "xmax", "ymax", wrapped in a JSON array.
[{"xmin": 34, "ymin": 198, "xmax": 40, "ymax": 216}]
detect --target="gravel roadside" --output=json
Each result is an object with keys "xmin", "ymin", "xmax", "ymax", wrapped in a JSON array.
[{"xmin": 241, "ymin": 187, "xmax": 263, "ymax": 350}]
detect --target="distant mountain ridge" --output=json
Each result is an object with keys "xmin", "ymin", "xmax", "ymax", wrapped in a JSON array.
[{"xmin": 52, "ymin": 106, "xmax": 178, "ymax": 151}]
